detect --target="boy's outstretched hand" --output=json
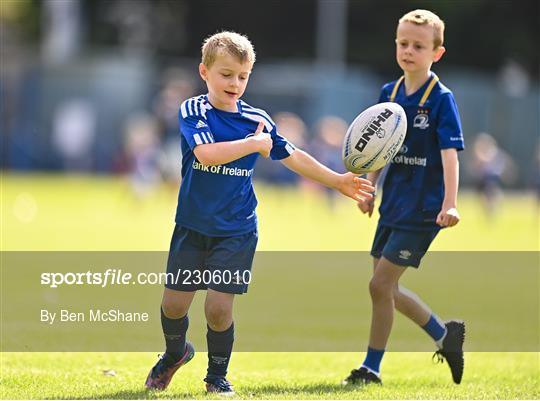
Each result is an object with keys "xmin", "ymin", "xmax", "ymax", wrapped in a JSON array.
[
  {"xmin": 337, "ymin": 173, "xmax": 375, "ymax": 202},
  {"xmin": 436, "ymin": 206, "xmax": 460, "ymax": 227}
]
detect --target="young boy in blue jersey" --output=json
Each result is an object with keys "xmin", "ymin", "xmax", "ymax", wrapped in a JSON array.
[
  {"xmin": 342, "ymin": 10, "xmax": 466, "ymax": 386},
  {"xmin": 144, "ymin": 31, "xmax": 374, "ymax": 394}
]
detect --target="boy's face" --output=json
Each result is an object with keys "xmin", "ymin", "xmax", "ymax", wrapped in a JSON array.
[
  {"xmin": 199, "ymin": 52, "xmax": 252, "ymax": 112},
  {"xmin": 395, "ymin": 21, "xmax": 445, "ymax": 74}
]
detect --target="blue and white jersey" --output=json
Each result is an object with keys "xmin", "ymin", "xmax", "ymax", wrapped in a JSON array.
[
  {"xmin": 176, "ymin": 95, "xmax": 295, "ymax": 236},
  {"xmin": 377, "ymin": 73, "xmax": 465, "ymax": 230}
]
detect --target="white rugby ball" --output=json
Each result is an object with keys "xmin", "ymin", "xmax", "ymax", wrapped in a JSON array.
[{"xmin": 342, "ymin": 102, "xmax": 407, "ymax": 174}]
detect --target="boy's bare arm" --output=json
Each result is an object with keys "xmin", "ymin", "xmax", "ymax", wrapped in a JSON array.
[
  {"xmin": 194, "ymin": 122, "xmax": 271, "ymax": 166},
  {"xmin": 280, "ymin": 149, "xmax": 375, "ymax": 202},
  {"xmin": 366, "ymin": 170, "xmax": 383, "ymax": 187},
  {"xmin": 437, "ymin": 148, "xmax": 460, "ymax": 227}
]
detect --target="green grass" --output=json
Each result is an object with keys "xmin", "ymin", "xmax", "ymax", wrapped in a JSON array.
[
  {"xmin": 1, "ymin": 173, "xmax": 539, "ymax": 399},
  {"xmin": 1, "ymin": 352, "xmax": 538, "ymax": 399},
  {"xmin": 2, "ymin": 173, "xmax": 538, "ymax": 251}
]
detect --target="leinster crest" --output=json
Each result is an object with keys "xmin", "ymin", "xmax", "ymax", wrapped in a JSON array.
[{"xmin": 413, "ymin": 110, "xmax": 430, "ymax": 130}]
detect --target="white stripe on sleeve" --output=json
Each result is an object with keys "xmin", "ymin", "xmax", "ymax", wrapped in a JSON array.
[
  {"xmin": 242, "ymin": 110, "xmax": 276, "ymax": 132},
  {"xmin": 241, "ymin": 113, "xmax": 273, "ymax": 132},
  {"xmin": 193, "ymin": 99, "xmax": 200, "ymax": 116},
  {"xmin": 285, "ymin": 143, "xmax": 295, "ymax": 154},
  {"xmin": 242, "ymin": 104, "xmax": 273, "ymax": 122},
  {"xmin": 180, "ymin": 101, "xmax": 188, "ymax": 118},
  {"xmin": 193, "ymin": 134, "xmax": 203, "ymax": 145}
]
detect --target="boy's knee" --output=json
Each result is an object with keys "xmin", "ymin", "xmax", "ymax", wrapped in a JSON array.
[
  {"xmin": 161, "ymin": 299, "xmax": 188, "ymax": 319},
  {"xmin": 369, "ymin": 277, "xmax": 394, "ymax": 301},
  {"xmin": 205, "ymin": 303, "xmax": 232, "ymax": 330}
]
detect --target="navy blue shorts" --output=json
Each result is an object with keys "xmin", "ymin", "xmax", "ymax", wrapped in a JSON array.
[
  {"xmin": 165, "ymin": 225, "xmax": 258, "ymax": 294},
  {"xmin": 370, "ymin": 223, "xmax": 439, "ymax": 268}
]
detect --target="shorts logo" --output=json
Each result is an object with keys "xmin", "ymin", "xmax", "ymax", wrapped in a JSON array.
[
  {"xmin": 195, "ymin": 119, "xmax": 208, "ymax": 129},
  {"xmin": 398, "ymin": 144, "xmax": 408, "ymax": 154},
  {"xmin": 399, "ymin": 250, "xmax": 412, "ymax": 260},
  {"xmin": 413, "ymin": 112, "xmax": 429, "ymax": 130}
]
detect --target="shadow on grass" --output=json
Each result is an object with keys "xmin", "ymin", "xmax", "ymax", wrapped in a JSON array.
[
  {"xmin": 46, "ymin": 383, "xmax": 368, "ymax": 399},
  {"xmin": 45, "ymin": 389, "xmax": 199, "ymax": 400},
  {"xmin": 239, "ymin": 382, "xmax": 364, "ymax": 396}
]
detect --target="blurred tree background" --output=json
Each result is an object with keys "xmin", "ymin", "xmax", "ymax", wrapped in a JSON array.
[
  {"xmin": 2, "ymin": 0, "xmax": 538, "ymax": 76},
  {"xmin": 1, "ymin": 0, "xmax": 538, "ymax": 189}
]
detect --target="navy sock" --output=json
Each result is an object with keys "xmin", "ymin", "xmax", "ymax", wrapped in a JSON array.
[
  {"xmin": 361, "ymin": 347, "xmax": 385, "ymax": 375},
  {"xmin": 161, "ymin": 307, "xmax": 189, "ymax": 361},
  {"xmin": 206, "ymin": 323, "xmax": 234, "ymax": 378},
  {"xmin": 422, "ymin": 314, "xmax": 447, "ymax": 344}
]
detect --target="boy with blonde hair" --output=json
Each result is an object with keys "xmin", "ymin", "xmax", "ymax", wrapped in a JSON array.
[
  {"xmin": 342, "ymin": 10, "xmax": 466, "ymax": 386},
  {"xmin": 145, "ymin": 31, "xmax": 374, "ymax": 394}
]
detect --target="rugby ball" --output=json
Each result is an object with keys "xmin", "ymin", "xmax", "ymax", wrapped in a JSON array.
[{"xmin": 342, "ymin": 102, "xmax": 407, "ymax": 174}]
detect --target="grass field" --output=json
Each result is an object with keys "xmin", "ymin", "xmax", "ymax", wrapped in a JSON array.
[
  {"xmin": 2, "ymin": 173, "xmax": 538, "ymax": 251},
  {"xmin": 1, "ymin": 173, "xmax": 539, "ymax": 399},
  {"xmin": 1, "ymin": 352, "xmax": 538, "ymax": 399}
]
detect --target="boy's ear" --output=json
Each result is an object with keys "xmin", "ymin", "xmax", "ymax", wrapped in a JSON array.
[
  {"xmin": 199, "ymin": 63, "xmax": 208, "ymax": 81},
  {"xmin": 433, "ymin": 46, "xmax": 446, "ymax": 62}
]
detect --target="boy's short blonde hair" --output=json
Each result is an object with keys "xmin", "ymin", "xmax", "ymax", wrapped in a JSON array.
[
  {"xmin": 201, "ymin": 31, "xmax": 256, "ymax": 67},
  {"xmin": 399, "ymin": 9, "xmax": 445, "ymax": 49}
]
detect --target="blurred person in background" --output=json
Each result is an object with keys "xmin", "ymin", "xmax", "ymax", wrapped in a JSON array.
[
  {"xmin": 310, "ymin": 116, "xmax": 348, "ymax": 209},
  {"xmin": 123, "ymin": 112, "xmax": 162, "ymax": 199},
  {"xmin": 152, "ymin": 68, "xmax": 196, "ymax": 191},
  {"xmin": 534, "ymin": 142, "xmax": 540, "ymax": 204},
  {"xmin": 255, "ymin": 111, "xmax": 307, "ymax": 185},
  {"xmin": 469, "ymin": 132, "xmax": 516, "ymax": 217},
  {"xmin": 51, "ymin": 98, "xmax": 96, "ymax": 171}
]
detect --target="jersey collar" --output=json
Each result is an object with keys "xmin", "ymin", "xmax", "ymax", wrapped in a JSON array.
[{"xmin": 390, "ymin": 72, "xmax": 439, "ymax": 107}]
